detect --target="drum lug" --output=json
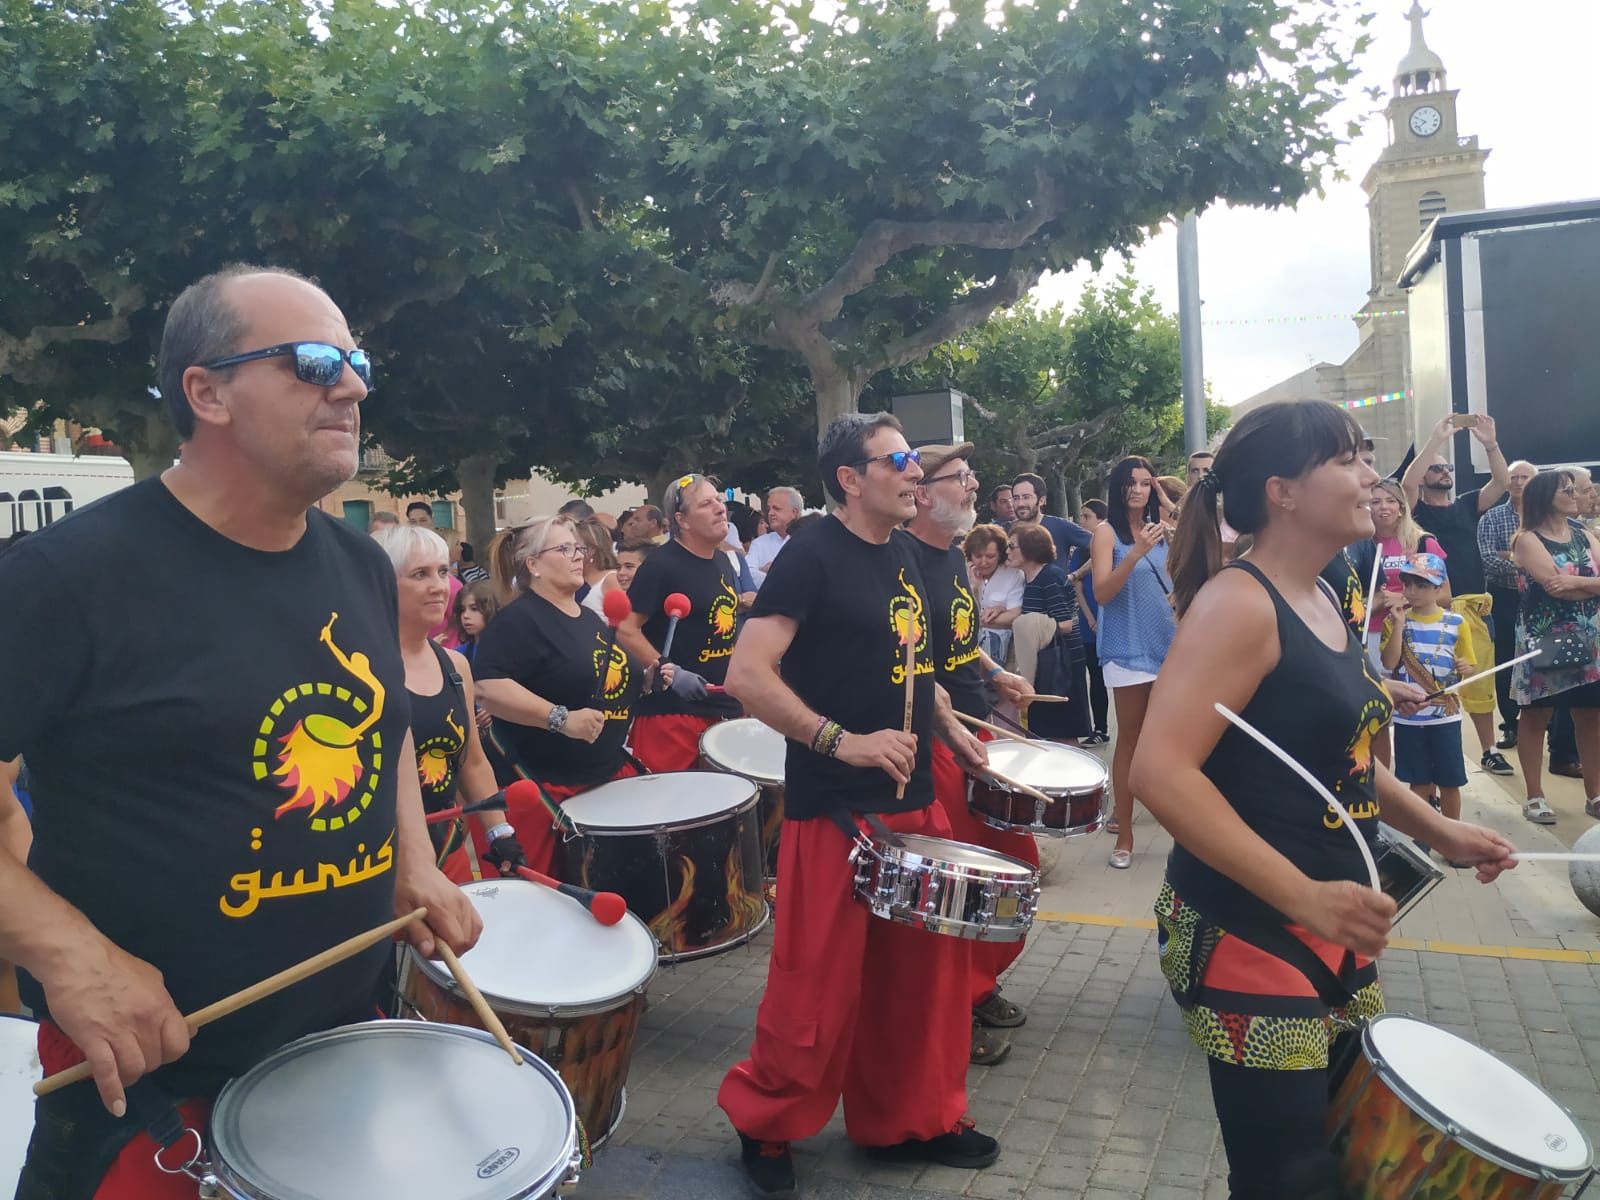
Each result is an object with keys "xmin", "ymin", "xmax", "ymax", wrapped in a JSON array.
[
  {"xmin": 1033, "ymin": 797, "xmax": 1047, "ymax": 827},
  {"xmin": 557, "ymin": 1152, "xmax": 583, "ymax": 1195}
]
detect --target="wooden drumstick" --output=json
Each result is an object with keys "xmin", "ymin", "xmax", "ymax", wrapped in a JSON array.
[
  {"xmin": 895, "ymin": 627, "xmax": 916, "ymax": 801},
  {"xmin": 431, "ymin": 931, "xmax": 522, "ymax": 1066},
  {"xmin": 1017, "ymin": 693, "xmax": 1070, "ymax": 704},
  {"xmin": 36, "ymin": 908, "xmax": 428, "ymax": 1097},
  {"xmin": 982, "ymin": 768, "xmax": 1055, "ymax": 807},
  {"xmin": 951, "ymin": 709, "xmax": 1034, "ymax": 743}
]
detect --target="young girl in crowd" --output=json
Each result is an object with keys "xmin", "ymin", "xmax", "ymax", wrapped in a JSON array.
[
  {"xmin": 450, "ymin": 579, "xmax": 501, "ymax": 665},
  {"xmin": 1133, "ymin": 400, "xmax": 1514, "ymax": 1200},
  {"xmin": 1090, "ymin": 456, "xmax": 1176, "ymax": 869}
]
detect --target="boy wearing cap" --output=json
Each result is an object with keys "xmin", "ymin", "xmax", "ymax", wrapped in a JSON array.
[{"xmin": 1380, "ymin": 553, "xmax": 1478, "ymax": 837}]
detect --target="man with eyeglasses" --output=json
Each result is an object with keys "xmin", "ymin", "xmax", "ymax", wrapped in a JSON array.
[
  {"xmin": 897, "ymin": 444, "xmax": 1037, "ymax": 1067},
  {"xmin": 617, "ymin": 474, "xmax": 746, "ymax": 772},
  {"xmin": 0, "ymin": 265, "xmax": 481, "ymax": 1200},
  {"xmin": 1401, "ymin": 414, "xmax": 1514, "ymax": 779},
  {"xmin": 1009, "ymin": 471, "xmax": 1090, "ymax": 574},
  {"xmin": 719, "ymin": 413, "xmax": 1002, "ymax": 1197}
]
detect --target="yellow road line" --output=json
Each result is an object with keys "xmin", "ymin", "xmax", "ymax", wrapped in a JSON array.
[{"xmin": 1033, "ymin": 911, "xmax": 1600, "ymax": 964}]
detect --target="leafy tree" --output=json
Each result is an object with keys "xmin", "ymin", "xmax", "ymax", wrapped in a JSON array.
[{"xmin": 635, "ymin": 0, "xmax": 1371, "ymax": 435}]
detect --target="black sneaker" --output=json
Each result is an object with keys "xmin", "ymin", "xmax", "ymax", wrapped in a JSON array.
[
  {"xmin": 866, "ymin": 1119, "xmax": 1000, "ymax": 1169},
  {"xmin": 1481, "ymin": 751, "xmax": 1514, "ymax": 776},
  {"xmin": 1082, "ymin": 731, "xmax": 1109, "ymax": 746},
  {"xmin": 737, "ymin": 1132, "xmax": 797, "ymax": 1197}
]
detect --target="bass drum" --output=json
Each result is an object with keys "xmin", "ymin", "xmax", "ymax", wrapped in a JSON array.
[
  {"xmin": 557, "ymin": 772, "xmax": 769, "ymax": 961},
  {"xmin": 399, "ymin": 878, "xmax": 656, "ymax": 1147},
  {"xmin": 698, "ymin": 718, "xmax": 787, "ymax": 881}
]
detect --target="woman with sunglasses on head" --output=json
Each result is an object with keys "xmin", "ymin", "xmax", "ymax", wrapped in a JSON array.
[
  {"xmin": 1511, "ymin": 469, "xmax": 1600, "ymax": 823},
  {"xmin": 473, "ymin": 515, "xmax": 671, "ymax": 874},
  {"xmin": 372, "ymin": 526, "xmax": 525, "ymax": 883},
  {"xmin": 1089, "ymin": 455, "xmax": 1177, "ymax": 868},
  {"xmin": 1131, "ymin": 401, "xmax": 1516, "ymax": 1200}
]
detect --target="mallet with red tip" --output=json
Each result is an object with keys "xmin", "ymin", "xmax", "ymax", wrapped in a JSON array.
[
  {"xmin": 516, "ymin": 866, "xmax": 629, "ymax": 926},
  {"xmin": 657, "ymin": 592, "xmax": 691, "ymax": 690}
]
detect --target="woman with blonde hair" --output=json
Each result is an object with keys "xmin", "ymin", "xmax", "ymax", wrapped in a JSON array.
[
  {"xmin": 474, "ymin": 516, "xmax": 671, "ymax": 872},
  {"xmin": 574, "ymin": 517, "xmax": 623, "ymax": 615}
]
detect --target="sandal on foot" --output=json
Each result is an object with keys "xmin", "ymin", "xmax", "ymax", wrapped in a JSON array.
[
  {"xmin": 1523, "ymin": 798, "xmax": 1558, "ymax": 825},
  {"xmin": 973, "ymin": 988, "xmax": 1027, "ymax": 1029},
  {"xmin": 969, "ymin": 1020, "xmax": 1012, "ymax": 1066},
  {"xmin": 1103, "ymin": 817, "xmax": 1120, "ymax": 835},
  {"xmin": 1109, "ymin": 848, "xmax": 1132, "ymax": 870}
]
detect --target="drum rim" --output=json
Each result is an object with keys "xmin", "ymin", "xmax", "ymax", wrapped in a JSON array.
[
  {"xmin": 873, "ymin": 834, "xmax": 1038, "ymax": 877},
  {"xmin": 978, "ymin": 741, "xmax": 1109, "ymax": 796},
  {"xmin": 564, "ymin": 781, "xmax": 761, "ymax": 834},
  {"xmin": 699, "ymin": 719, "xmax": 786, "ymax": 786},
  {"xmin": 207, "ymin": 1021, "xmax": 579, "ymax": 1200},
  {"xmin": 1360, "ymin": 1014, "xmax": 1594, "ymax": 1180}
]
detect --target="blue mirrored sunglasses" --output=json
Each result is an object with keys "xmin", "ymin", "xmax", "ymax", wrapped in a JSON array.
[
  {"xmin": 199, "ymin": 341, "xmax": 373, "ymax": 388},
  {"xmin": 851, "ymin": 449, "xmax": 921, "ymax": 472}
]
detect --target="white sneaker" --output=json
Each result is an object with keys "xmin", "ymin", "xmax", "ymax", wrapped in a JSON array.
[{"xmin": 1523, "ymin": 797, "xmax": 1557, "ymax": 825}]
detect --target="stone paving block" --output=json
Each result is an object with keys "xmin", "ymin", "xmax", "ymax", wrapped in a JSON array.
[{"xmin": 961, "ymin": 1170, "xmax": 1030, "ymax": 1199}]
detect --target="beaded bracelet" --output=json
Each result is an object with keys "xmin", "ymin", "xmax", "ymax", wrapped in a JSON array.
[{"xmin": 810, "ymin": 718, "xmax": 844, "ymax": 758}]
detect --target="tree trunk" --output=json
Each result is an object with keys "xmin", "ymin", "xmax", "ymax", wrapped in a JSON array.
[
  {"xmin": 122, "ymin": 423, "xmax": 180, "ymax": 481},
  {"xmin": 456, "ymin": 452, "xmax": 499, "ymax": 558},
  {"xmin": 1013, "ymin": 431, "xmax": 1038, "ymax": 473},
  {"xmin": 642, "ymin": 468, "xmax": 679, "ymax": 516},
  {"xmin": 810, "ymin": 369, "xmax": 861, "ymax": 443}
]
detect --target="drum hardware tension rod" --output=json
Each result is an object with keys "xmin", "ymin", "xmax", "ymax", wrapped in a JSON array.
[{"xmin": 35, "ymin": 907, "xmax": 429, "ymax": 1097}]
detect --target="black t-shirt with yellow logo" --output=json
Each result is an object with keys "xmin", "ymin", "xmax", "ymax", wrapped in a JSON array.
[
  {"xmin": 627, "ymin": 538, "xmax": 742, "ymax": 719},
  {"xmin": 751, "ymin": 515, "xmax": 935, "ymax": 819},
  {"xmin": 473, "ymin": 590, "xmax": 641, "ymax": 787},
  {"xmin": 897, "ymin": 530, "xmax": 987, "ymax": 720},
  {"xmin": 0, "ymin": 479, "xmax": 409, "ymax": 1096},
  {"xmin": 410, "ymin": 641, "xmax": 469, "ymax": 860}
]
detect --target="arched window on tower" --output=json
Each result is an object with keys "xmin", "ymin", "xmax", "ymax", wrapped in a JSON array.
[{"xmin": 1418, "ymin": 191, "xmax": 1447, "ymax": 232}]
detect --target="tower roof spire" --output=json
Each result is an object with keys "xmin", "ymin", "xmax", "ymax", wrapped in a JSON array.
[{"xmin": 1395, "ymin": 2, "xmax": 1446, "ymax": 94}]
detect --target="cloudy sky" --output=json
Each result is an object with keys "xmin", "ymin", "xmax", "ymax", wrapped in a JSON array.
[{"xmin": 1033, "ymin": 0, "xmax": 1600, "ymax": 406}]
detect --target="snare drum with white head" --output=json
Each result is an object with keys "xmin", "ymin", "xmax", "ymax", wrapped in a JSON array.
[
  {"xmin": 195, "ymin": 1021, "xmax": 580, "ymax": 1200},
  {"xmin": 2, "ymin": 1015, "xmax": 40, "ymax": 1200},
  {"xmin": 851, "ymin": 833, "xmax": 1038, "ymax": 942},
  {"xmin": 1330, "ymin": 1014, "xmax": 1594, "ymax": 1198},
  {"xmin": 699, "ymin": 718, "xmax": 787, "ymax": 880},
  {"xmin": 399, "ymin": 879, "xmax": 656, "ymax": 1146},
  {"xmin": 557, "ymin": 772, "xmax": 769, "ymax": 960},
  {"xmin": 969, "ymin": 739, "xmax": 1108, "ymax": 837}
]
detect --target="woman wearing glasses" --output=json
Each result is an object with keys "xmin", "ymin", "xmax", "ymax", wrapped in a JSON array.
[
  {"xmin": 1510, "ymin": 469, "xmax": 1600, "ymax": 822},
  {"xmin": 472, "ymin": 515, "xmax": 671, "ymax": 873}
]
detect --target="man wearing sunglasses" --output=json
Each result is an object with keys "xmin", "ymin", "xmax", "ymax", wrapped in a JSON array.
[
  {"xmin": 0, "ymin": 265, "xmax": 480, "ymax": 1200},
  {"xmin": 719, "ymin": 413, "xmax": 1002, "ymax": 1197}
]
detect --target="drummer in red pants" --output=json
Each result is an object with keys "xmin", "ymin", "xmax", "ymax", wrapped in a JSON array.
[
  {"xmin": 894, "ymin": 443, "xmax": 1039, "ymax": 1067},
  {"xmin": 718, "ymin": 413, "xmax": 1002, "ymax": 1198},
  {"xmin": 616, "ymin": 473, "xmax": 746, "ymax": 772}
]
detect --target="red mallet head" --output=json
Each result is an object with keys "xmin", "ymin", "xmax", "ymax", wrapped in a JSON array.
[
  {"xmin": 663, "ymin": 592, "xmax": 692, "ymax": 620},
  {"xmin": 601, "ymin": 588, "xmax": 632, "ymax": 628},
  {"xmin": 503, "ymin": 779, "xmax": 544, "ymax": 810},
  {"xmin": 590, "ymin": 891, "xmax": 628, "ymax": 926}
]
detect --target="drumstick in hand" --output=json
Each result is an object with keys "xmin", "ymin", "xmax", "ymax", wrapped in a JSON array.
[
  {"xmin": 35, "ymin": 908, "xmax": 428, "ymax": 1097},
  {"xmin": 896, "ymin": 625, "xmax": 916, "ymax": 800},
  {"xmin": 516, "ymin": 865, "xmax": 628, "ymax": 926},
  {"xmin": 430, "ymin": 928, "xmax": 522, "ymax": 1066}
]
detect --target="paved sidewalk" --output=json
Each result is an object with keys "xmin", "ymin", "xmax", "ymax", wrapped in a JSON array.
[{"xmin": 579, "ymin": 763, "xmax": 1600, "ymax": 1198}]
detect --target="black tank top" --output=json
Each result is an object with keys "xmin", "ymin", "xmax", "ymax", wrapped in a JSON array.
[
  {"xmin": 409, "ymin": 641, "xmax": 468, "ymax": 857},
  {"xmin": 1168, "ymin": 561, "xmax": 1393, "ymax": 927}
]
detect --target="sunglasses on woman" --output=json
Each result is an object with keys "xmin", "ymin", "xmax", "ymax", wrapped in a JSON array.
[
  {"xmin": 851, "ymin": 449, "xmax": 921, "ymax": 472},
  {"xmin": 198, "ymin": 341, "xmax": 373, "ymax": 388}
]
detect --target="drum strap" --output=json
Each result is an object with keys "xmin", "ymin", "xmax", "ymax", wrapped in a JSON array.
[
  {"xmin": 1195, "ymin": 889, "xmax": 1361, "ymax": 1009},
  {"xmin": 17, "ymin": 1076, "xmax": 187, "ymax": 1200}
]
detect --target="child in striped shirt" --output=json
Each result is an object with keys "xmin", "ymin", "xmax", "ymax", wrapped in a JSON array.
[{"xmin": 1380, "ymin": 553, "xmax": 1478, "ymax": 830}]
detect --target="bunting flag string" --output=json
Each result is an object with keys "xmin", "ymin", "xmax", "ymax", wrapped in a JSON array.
[{"xmin": 1204, "ymin": 309, "xmax": 1407, "ymax": 327}]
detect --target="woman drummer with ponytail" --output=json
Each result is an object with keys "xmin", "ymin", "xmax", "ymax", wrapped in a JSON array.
[{"xmin": 1129, "ymin": 401, "xmax": 1517, "ymax": 1200}]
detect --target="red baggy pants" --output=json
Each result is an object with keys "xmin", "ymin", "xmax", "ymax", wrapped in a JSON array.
[
  {"xmin": 630, "ymin": 712, "xmax": 718, "ymax": 774},
  {"xmin": 717, "ymin": 801, "xmax": 974, "ymax": 1147},
  {"xmin": 930, "ymin": 734, "xmax": 1039, "ymax": 1007}
]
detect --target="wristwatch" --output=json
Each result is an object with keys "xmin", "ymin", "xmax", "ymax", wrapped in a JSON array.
[{"xmin": 546, "ymin": 704, "xmax": 569, "ymax": 733}]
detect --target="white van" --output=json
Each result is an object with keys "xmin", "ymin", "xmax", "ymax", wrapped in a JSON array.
[{"xmin": 0, "ymin": 450, "xmax": 135, "ymax": 540}]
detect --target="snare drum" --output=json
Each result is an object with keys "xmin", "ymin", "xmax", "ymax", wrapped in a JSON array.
[
  {"xmin": 557, "ymin": 772, "xmax": 769, "ymax": 960},
  {"xmin": 851, "ymin": 833, "xmax": 1038, "ymax": 942},
  {"xmin": 1374, "ymin": 824, "xmax": 1444, "ymax": 925},
  {"xmin": 196, "ymin": 1022, "xmax": 580, "ymax": 1200},
  {"xmin": 968, "ymin": 739, "xmax": 1108, "ymax": 837},
  {"xmin": 399, "ymin": 879, "xmax": 655, "ymax": 1146},
  {"xmin": 1, "ymin": 1015, "xmax": 40, "ymax": 1200},
  {"xmin": 699, "ymin": 718, "xmax": 787, "ymax": 880},
  {"xmin": 1330, "ymin": 1014, "xmax": 1594, "ymax": 1199}
]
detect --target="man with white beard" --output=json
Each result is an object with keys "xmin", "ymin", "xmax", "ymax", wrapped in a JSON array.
[{"xmin": 895, "ymin": 444, "xmax": 1036, "ymax": 1065}]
